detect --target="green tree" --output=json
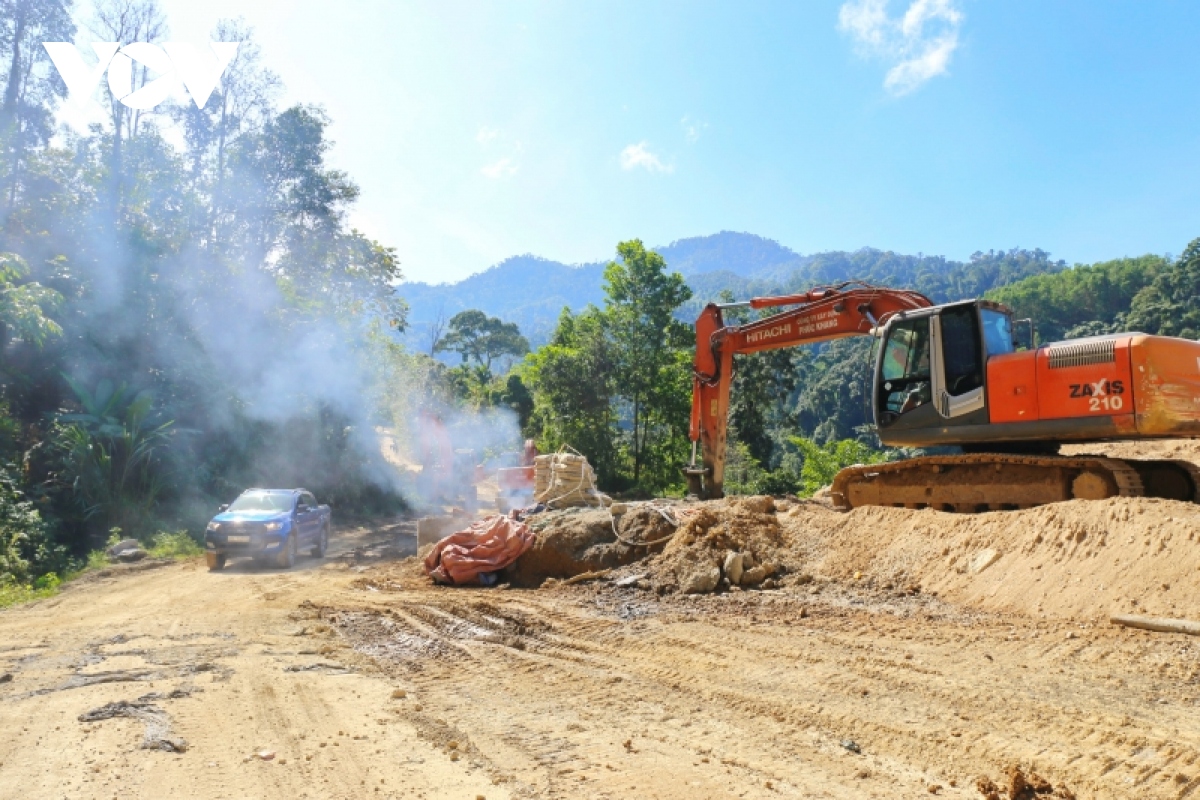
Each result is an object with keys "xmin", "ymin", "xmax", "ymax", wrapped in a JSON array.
[
  {"xmin": 603, "ymin": 239, "xmax": 693, "ymax": 487},
  {"xmin": 436, "ymin": 309, "xmax": 530, "ymax": 372},
  {"xmin": 521, "ymin": 307, "xmax": 620, "ymax": 482},
  {"xmin": 986, "ymin": 253, "xmax": 1167, "ymax": 343},
  {"xmin": 52, "ymin": 378, "xmax": 174, "ymax": 538},
  {"xmin": 1123, "ymin": 238, "xmax": 1200, "ymax": 339},
  {"xmin": 0, "ymin": 0, "xmax": 74, "ymax": 210},
  {"xmin": 788, "ymin": 436, "xmax": 888, "ymax": 497},
  {"xmin": 0, "ymin": 252, "xmax": 61, "ymax": 348}
]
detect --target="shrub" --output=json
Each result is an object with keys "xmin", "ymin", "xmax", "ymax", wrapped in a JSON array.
[
  {"xmin": 147, "ymin": 531, "xmax": 203, "ymax": 560},
  {"xmin": 0, "ymin": 464, "xmax": 63, "ymax": 585}
]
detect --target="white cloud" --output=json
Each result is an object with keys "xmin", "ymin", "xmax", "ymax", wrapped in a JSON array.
[
  {"xmin": 838, "ymin": 0, "xmax": 963, "ymax": 96},
  {"xmin": 619, "ymin": 141, "xmax": 673, "ymax": 173},
  {"xmin": 476, "ymin": 125, "xmax": 499, "ymax": 145},
  {"xmin": 681, "ymin": 116, "xmax": 708, "ymax": 144},
  {"xmin": 481, "ymin": 157, "xmax": 518, "ymax": 179}
]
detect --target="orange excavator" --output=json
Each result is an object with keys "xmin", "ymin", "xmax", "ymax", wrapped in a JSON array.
[{"xmin": 685, "ymin": 282, "xmax": 1200, "ymax": 510}]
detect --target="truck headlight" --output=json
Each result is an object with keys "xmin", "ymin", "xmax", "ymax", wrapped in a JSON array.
[
  {"xmin": 264, "ymin": 521, "xmax": 283, "ymax": 532},
  {"xmin": 206, "ymin": 522, "xmax": 220, "ymax": 532}
]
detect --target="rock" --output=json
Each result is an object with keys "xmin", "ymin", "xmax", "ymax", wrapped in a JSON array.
[
  {"xmin": 105, "ymin": 538, "xmax": 141, "ymax": 557},
  {"xmin": 257, "ymin": 749, "xmax": 275, "ymax": 761},
  {"xmin": 743, "ymin": 552, "xmax": 758, "ymax": 570},
  {"xmin": 761, "ymin": 578, "xmax": 779, "ymax": 590},
  {"xmin": 841, "ymin": 739, "xmax": 861, "ymax": 754},
  {"xmin": 969, "ymin": 548, "xmax": 1001, "ymax": 574},
  {"xmin": 974, "ymin": 778, "xmax": 1002, "ymax": 800},
  {"xmin": 0, "ymin": 673, "xmax": 11, "ymax": 683},
  {"xmin": 683, "ymin": 565, "xmax": 721, "ymax": 594},
  {"xmin": 740, "ymin": 495, "xmax": 775, "ymax": 514},
  {"xmin": 614, "ymin": 573, "xmax": 647, "ymax": 588},
  {"xmin": 741, "ymin": 563, "xmax": 775, "ymax": 587},
  {"xmin": 723, "ymin": 552, "xmax": 744, "ymax": 585},
  {"xmin": 391, "ymin": 689, "xmax": 407, "ymax": 699},
  {"xmin": 115, "ymin": 548, "xmax": 148, "ymax": 563}
]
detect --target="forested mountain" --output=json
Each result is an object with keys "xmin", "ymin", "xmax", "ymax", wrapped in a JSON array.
[
  {"xmin": 402, "ymin": 232, "xmax": 1068, "ymax": 351},
  {"xmin": 986, "ymin": 249, "xmax": 1198, "ymax": 343}
]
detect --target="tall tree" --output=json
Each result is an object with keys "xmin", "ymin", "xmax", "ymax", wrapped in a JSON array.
[
  {"xmin": 602, "ymin": 239, "xmax": 692, "ymax": 486},
  {"xmin": 1124, "ymin": 238, "xmax": 1200, "ymax": 340},
  {"xmin": 172, "ymin": 18, "xmax": 280, "ymax": 251},
  {"xmin": 90, "ymin": 0, "xmax": 167, "ymax": 208},
  {"xmin": 0, "ymin": 0, "xmax": 74, "ymax": 210},
  {"xmin": 521, "ymin": 307, "xmax": 620, "ymax": 483},
  {"xmin": 435, "ymin": 309, "xmax": 529, "ymax": 372}
]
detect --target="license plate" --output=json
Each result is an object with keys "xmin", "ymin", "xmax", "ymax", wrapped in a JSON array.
[{"xmin": 226, "ymin": 535, "xmax": 250, "ymax": 543}]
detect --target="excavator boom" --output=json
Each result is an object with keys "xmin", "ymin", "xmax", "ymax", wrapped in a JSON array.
[{"xmin": 686, "ymin": 283, "xmax": 932, "ymax": 498}]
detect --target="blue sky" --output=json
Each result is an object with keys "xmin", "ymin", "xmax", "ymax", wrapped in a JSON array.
[{"xmin": 70, "ymin": 1, "xmax": 1200, "ymax": 284}]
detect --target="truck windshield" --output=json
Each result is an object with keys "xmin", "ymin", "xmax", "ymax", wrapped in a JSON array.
[{"xmin": 227, "ymin": 492, "xmax": 293, "ymax": 513}]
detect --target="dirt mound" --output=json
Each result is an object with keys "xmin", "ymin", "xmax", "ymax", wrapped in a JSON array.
[
  {"xmin": 1063, "ymin": 438, "xmax": 1200, "ymax": 463},
  {"xmin": 504, "ymin": 507, "xmax": 668, "ymax": 587},
  {"xmin": 624, "ymin": 478, "xmax": 1200, "ymax": 621},
  {"xmin": 647, "ymin": 496, "xmax": 817, "ymax": 593},
  {"xmin": 511, "ymin": 440, "xmax": 1200, "ymax": 620},
  {"xmin": 794, "ymin": 495, "xmax": 1200, "ymax": 620}
]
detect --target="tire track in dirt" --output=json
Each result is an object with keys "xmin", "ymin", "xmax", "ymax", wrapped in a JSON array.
[{"xmin": 331, "ymin": 581, "xmax": 1200, "ymax": 799}]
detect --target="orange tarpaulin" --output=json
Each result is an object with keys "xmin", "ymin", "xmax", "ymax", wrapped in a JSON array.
[{"xmin": 423, "ymin": 515, "xmax": 535, "ymax": 585}]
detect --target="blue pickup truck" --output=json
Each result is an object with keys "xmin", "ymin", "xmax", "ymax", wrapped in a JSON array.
[{"xmin": 204, "ymin": 488, "xmax": 331, "ymax": 571}]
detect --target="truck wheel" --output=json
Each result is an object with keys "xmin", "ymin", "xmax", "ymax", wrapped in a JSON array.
[
  {"xmin": 276, "ymin": 535, "xmax": 297, "ymax": 569},
  {"xmin": 206, "ymin": 552, "xmax": 226, "ymax": 571},
  {"xmin": 311, "ymin": 524, "xmax": 328, "ymax": 558}
]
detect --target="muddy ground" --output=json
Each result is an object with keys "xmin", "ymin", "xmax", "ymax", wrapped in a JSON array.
[{"xmin": 2, "ymin": 443, "xmax": 1200, "ymax": 799}]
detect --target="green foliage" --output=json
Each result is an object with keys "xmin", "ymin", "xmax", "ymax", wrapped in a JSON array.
[
  {"xmin": 722, "ymin": 441, "xmax": 769, "ymax": 496},
  {"xmin": 985, "ymin": 242, "xmax": 1200, "ymax": 344},
  {"xmin": 436, "ymin": 310, "xmax": 529, "ymax": 371},
  {"xmin": 52, "ymin": 379, "xmax": 173, "ymax": 536},
  {"xmin": 521, "ymin": 306, "xmax": 621, "ymax": 483},
  {"xmin": 0, "ymin": 463, "xmax": 58, "ymax": 584},
  {"xmin": 147, "ymin": 530, "xmax": 203, "ymax": 560},
  {"xmin": 1123, "ymin": 238, "xmax": 1200, "ymax": 340},
  {"xmin": 788, "ymin": 436, "xmax": 890, "ymax": 497},
  {"xmin": 522, "ymin": 241, "xmax": 694, "ymax": 493},
  {"xmin": 0, "ymin": 580, "xmax": 58, "ymax": 609},
  {"xmin": 85, "ymin": 549, "xmax": 109, "ymax": 571},
  {"xmin": 986, "ymin": 254, "xmax": 1168, "ymax": 343},
  {"xmin": 0, "ymin": 15, "xmax": 418, "ymax": 583},
  {"xmin": 603, "ymin": 240, "xmax": 694, "ymax": 487},
  {"xmin": 33, "ymin": 571, "xmax": 60, "ymax": 590},
  {"xmin": 0, "ymin": 252, "xmax": 63, "ymax": 346}
]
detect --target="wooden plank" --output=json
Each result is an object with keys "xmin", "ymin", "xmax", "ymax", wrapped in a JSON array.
[{"xmin": 1109, "ymin": 614, "xmax": 1200, "ymax": 637}]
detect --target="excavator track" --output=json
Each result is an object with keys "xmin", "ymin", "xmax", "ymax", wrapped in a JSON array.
[
  {"xmin": 830, "ymin": 454, "xmax": 1147, "ymax": 512},
  {"xmin": 1128, "ymin": 459, "xmax": 1200, "ymax": 503}
]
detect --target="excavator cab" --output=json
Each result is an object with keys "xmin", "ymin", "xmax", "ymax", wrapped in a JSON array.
[{"xmin": 874, "ymin": 301, "xmax": 1016, "ymax": 438}]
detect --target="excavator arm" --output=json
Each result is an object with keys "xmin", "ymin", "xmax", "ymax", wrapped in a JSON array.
[{"xmin": 685, "ymin": 282, "xmax": 932, "ymax": 498}]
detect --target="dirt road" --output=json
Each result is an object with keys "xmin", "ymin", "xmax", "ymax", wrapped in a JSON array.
[{"xmin": 2, "ymin": 514, "xmax": 1199, "ymax": 800}]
